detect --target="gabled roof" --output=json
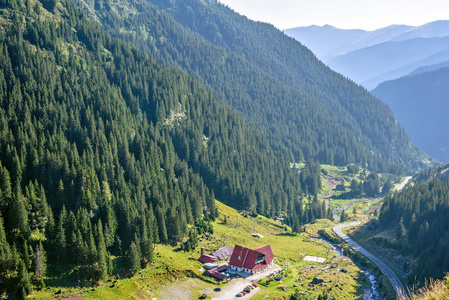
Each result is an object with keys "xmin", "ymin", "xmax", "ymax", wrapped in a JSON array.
[
  {"xmin": 198, "ymin": 254, "xmax": 218, "ymax": 264},
  {"xmin": 208, "ymin": 268, "xmax": 227, "ymax": 280},
  {"xmin": 255, "ymin": 245, "xmax": 274, "ymax": 265},
  {"xmin": 229, "ymin": 244, "xmax": 274, "ymax": 270},
  {"xmin": 217, "ymin": 264, "xmax": 228, "ymax": 272},
  {"xmin": 212, "ymin": 246, "xmax": 233, "ymax": 260},
  {"xmin": 229, "ymin": 245, "xmax": 250, "ymax": 268}
]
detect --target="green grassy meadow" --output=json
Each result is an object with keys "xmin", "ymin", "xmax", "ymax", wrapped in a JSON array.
[{"xmin": 30, "ymin": 201, "xmax": 368, "ymax": 299}]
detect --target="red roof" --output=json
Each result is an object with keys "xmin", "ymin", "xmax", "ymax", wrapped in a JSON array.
[
  {"xmin": 198, "ymin": 254, "xmax": 218, "ymax": 263},
  {"xmin": 217, "ymin": 264, "xmax": 228, "ymax": 272},
  {"xmin": 255, "ymin": 245, "xmax": 274, "ymax": 265},
  {"xmin": 229, "ymin": 245, "xmax": 250, "ymax": 268},
  {"xmin": 229, "ymin": 244, "xmax": 274, "ymax": 271},
  {"xmin": 207, "ymin": 267, "xmax": 228, "ymax": 280},
  {"xmin": 61, "ymin": 297, "xmax": 84, "ymax": 300}
]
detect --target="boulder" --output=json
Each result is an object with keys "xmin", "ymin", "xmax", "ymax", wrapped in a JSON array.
[{"xmin": 312, "ymin": 277, "xmax": 324, "ymax": 285}]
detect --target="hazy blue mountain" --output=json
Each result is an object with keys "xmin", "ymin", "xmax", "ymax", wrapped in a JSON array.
[
  {"xmin": 285, "ymin": 21, "xmax": 449, "ymax": 88},
  {"xmin": 391, "ymin": 20, "xmax": 449, "ymax": 41},
  {"xmin": 283, "ymin": 25, "xmax": 366, "ymax": 60},
  {"xmin": 372, "ymin": 67, "xmax": 449, "ymax": 162},
  {"xmin": 284, "ymin": 24, "xmax": 412, "ymax": 61},
  {"xmin": 408, "ymin": 59, "xmax": 449, "ymax": 76},
  {"xmin": 363, "ymin": 48, "xmax": 449, "ymax": 89},
  {"xmin": 331, "ymin": 25, "xmax": 412, "ymax": 59},
  {"xmin": 327, "ymin": 36, "xmax": 449, "ymax": 89}
]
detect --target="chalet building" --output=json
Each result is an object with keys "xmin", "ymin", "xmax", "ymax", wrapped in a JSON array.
[{"xmin": 229, "ymin": 244, "xmax": 274, "ymax": 275}]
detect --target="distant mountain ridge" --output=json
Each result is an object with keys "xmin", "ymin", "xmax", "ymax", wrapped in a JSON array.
[
  {"xmin": 328, "ymin": 35, "xmax": 449, "ymax": 89},
  {"xmin": 284, "ymin": 20, "xmax": 449, "ymax": 89},
  {"xmin": 372, "ymin": 66, "xmax": 449, "ymax": 162}
]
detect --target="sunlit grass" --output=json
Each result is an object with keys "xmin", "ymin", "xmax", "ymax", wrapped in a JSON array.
[{"xmin": 30, "ymin": 197, "xmax": 374, "ymax": 299}]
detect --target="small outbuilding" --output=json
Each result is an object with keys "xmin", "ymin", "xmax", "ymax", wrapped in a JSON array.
[
  {"xmin": 211, "ymin": 246, "xmax": 233, "ymax": 260},
  {"xmin": 198, "ymin": 254, "xmax": 219, "ymax": 264},
  {"xmin": 207, "ymin": 265, "xmax": 229, "ymax": 280},
  {"xmin": 250, "ymin": 232, "xmax": 264, "ymax": 238}
]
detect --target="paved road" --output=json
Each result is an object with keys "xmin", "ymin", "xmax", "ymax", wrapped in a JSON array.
[
  {"xmin": 395, "ymin": 176, "xmax": 412, "ymax": 192},
  {"xmin": 333, "ymin": 222, "xmax": 407, "ymax": 299}
]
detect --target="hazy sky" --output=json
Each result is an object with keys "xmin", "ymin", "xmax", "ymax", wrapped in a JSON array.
[{"xmin": 218, "ymin": 0, "xmax": 449, "ymax": 30}]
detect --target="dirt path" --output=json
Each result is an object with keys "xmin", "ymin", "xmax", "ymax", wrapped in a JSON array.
[{"xmin": 211, "ymin": 265, "xmax": 282, "ymax": 300}]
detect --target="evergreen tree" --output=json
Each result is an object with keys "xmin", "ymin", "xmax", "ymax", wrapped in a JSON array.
[
  {"xmin": 128, "ymin": 241, "xmax": 141, "ymax": 273},
  {"xmin": 17, "ymin": 260, "xmax": 31, "ymax": 295},
  {"xmin": 340, "ymin": 210, "xmax": 348, "ymax": 223},
  {"xmin": 396, "ymin": 217, "xmax": 406, "ymax": 240},
  {"xmin": 34, "ymin": 241, "xmax": 46, "ymax": 281},
  {"xmin": 55, "ymin": 207, "xmax": 67, "ymax": 262},
  {"xmin": 382, "ymin": 179, "xmax": 392, "ymax": 195},
  {"xmin": 0, "ymin": 214, "xmax": 11, "ymax": 266},
  {"xmin": 9, "ymin": 187, "xmax": 29, "ymax": 239},
  {"xmin": 95, "ymin": 221, "xmax": 108, "ymax": 281}
]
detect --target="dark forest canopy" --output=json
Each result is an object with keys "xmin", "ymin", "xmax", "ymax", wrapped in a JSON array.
[
  {"xmin": 73, "ymin": 0, "xmax": 432, "ymax": 174},
  {"xmin": 379, "ymin": 174, "xmax": 449, "ymax": 283},
  {"xmin": 0, "ymin": 0, "xmax": 327, "ymax": 295}
]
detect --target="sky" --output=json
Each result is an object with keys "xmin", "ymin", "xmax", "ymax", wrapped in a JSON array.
[{"xmin": 218, "ymin": 0, "xmax": 449, "ymax": 30}]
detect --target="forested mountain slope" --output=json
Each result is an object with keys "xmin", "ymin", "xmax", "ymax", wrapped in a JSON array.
[
  {"xmin": 0, "ymin": 0, "xmax": 328, "ymax": 294},
  {"xmin": 379, "ymin": 175, "xmax": 449, "ymax": 282},
  {"xmin": 372, "ymin": 67, "xmax": 449, "ymax": 162},
  {"xmin": 73, "ymin": 0, "xmax": 431, "ymax": 173}
]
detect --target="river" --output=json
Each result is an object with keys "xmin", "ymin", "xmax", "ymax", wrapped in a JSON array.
[{"xmin": 313, "ymin": 237, "xmax": 381, "ymax": 300}]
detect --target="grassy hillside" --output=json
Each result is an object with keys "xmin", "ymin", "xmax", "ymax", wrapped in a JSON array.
[
  {"xmin": 30, "ymin": 200, "xmax": 369, "ymax": 299},
  {"xmin": 25, "ymin": 161, "xmax": 407, "ymax": 299}
]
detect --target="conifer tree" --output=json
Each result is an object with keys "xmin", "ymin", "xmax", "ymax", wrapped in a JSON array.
[
  {"xmin": 140, "ymin": 220, "xmax": 153, "ymax": 264},
  {"xmin": 155, "ymin": 205, "xmax": 168, "ymax": 243},
  {"xmin": 56, "ymin": 207, "xmax": 67, "ymax": 262},
  {"xmin": 128, "ymin": 241, "xmax": 141, "ymax": 273},
  {"xmin": 95, "ymin": 221, "xmax": 108, "ymax": 281},
  {"xmin": 9, "ymin": 187, "xmax": 29, "ymax": 239},
  {"xmin": 396, "ymin": 217, "xmax": 406, "ymax": 240},
  {"xmin": 382, "ymin": 180, "xmax": 392, "ymax": 195},
  {"xmin": 340, "ymin": 210, "xmax": 348, "ymax": 223},
  {"xmin": 0, "ymin": 214, "xmax": 11, "ymax": 271},
  {"xmin": 34, "ymin": 241, "xmax": 46, "ymax": 281},
  {"xmin": 18, "ymin": 260, "xmax": 31, "ymax": 295}
]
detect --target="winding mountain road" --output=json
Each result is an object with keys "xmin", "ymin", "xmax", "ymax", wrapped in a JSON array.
[{"xmin": 333, "ymin": 222, "xmax": 407, "ymax": 298}]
